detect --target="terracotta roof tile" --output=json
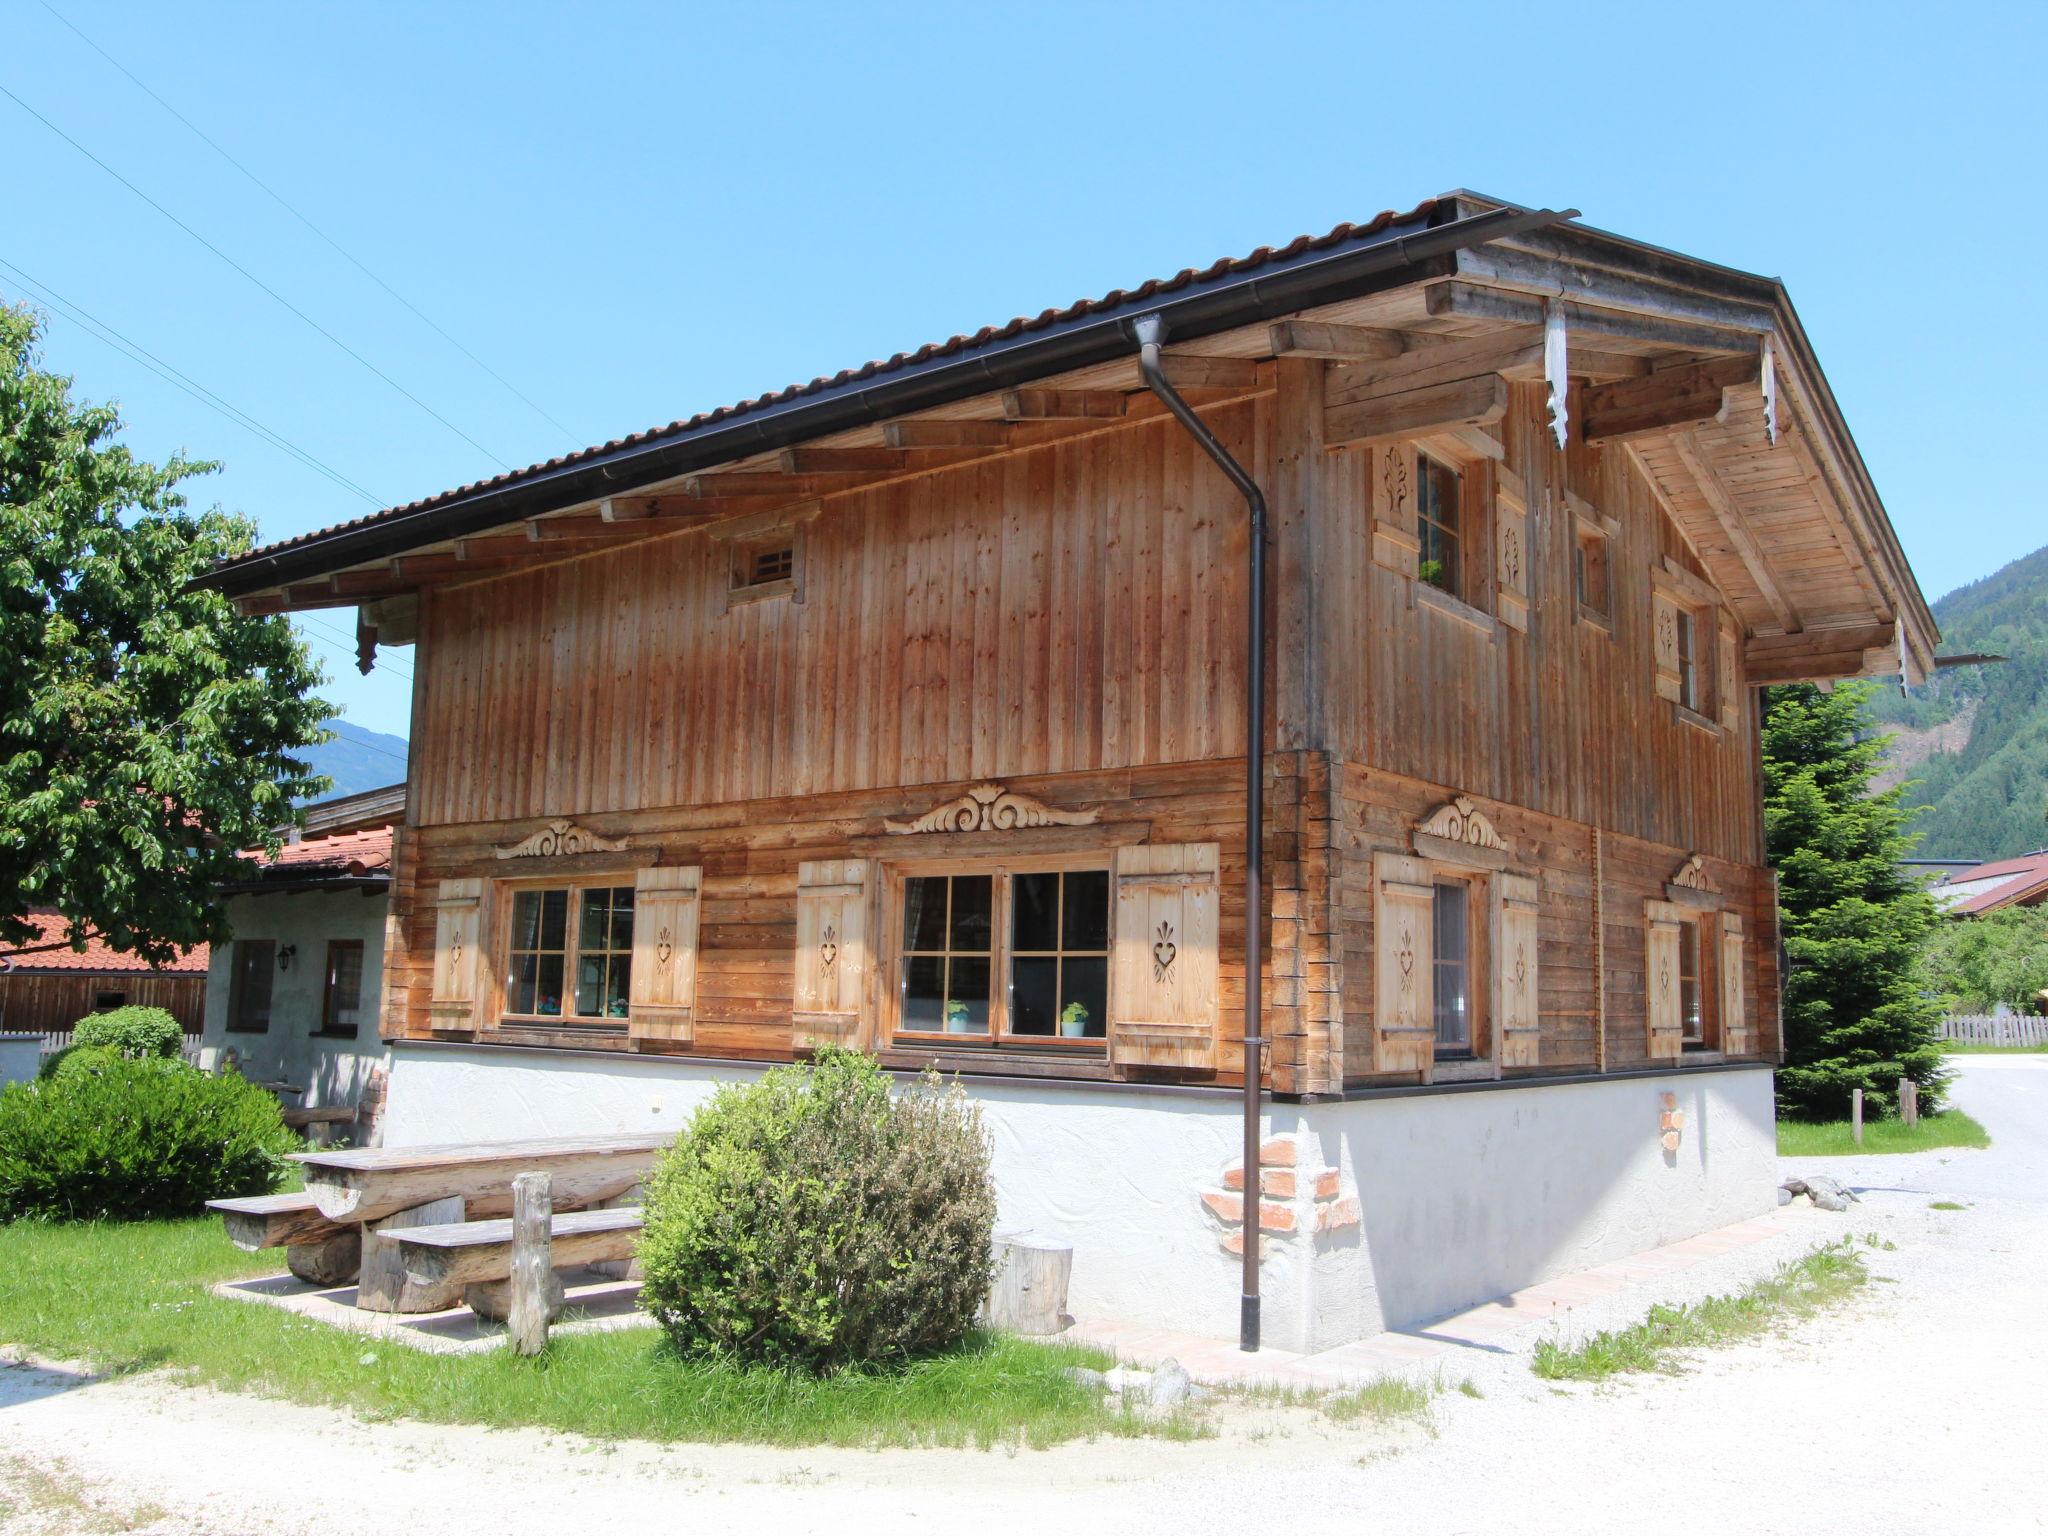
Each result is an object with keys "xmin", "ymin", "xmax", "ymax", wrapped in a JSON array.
[
  {"xmin": 239, "ymin": 825, "xmax": 394, "ymax": 879},
  {"xmin": 1, "ymin": 912, "xmax": 209, "ymax": 975},
  {"xmin": 222, "ymin": 200, "xmax": 1443, "ymax": 570}
]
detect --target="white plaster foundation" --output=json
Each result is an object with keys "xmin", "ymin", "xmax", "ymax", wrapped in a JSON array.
[{"xmin": 383, "ymin": 1044, "xmax": 1777, "ymax": 1354}]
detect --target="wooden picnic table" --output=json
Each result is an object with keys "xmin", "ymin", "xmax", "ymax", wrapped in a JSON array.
[{"xmin": 293, "ymin": 1132, "xmax": 671, "ymax": 1224}]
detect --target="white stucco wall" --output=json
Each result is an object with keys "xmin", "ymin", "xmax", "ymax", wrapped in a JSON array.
[
  {"xmin": 382, "ymin": 1044, "xmax": 1776, "ymax": 1352},
  {"xmin": 197, "ymin": 890, "xmax": 390, "ymax": 1109}
]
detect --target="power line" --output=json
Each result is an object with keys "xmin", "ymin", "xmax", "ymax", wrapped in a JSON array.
[
  {"xmin": 0, "ymin": 255, "xmax": 386, "ymax": 506},
  {"xmin": 38, "ymin": 0, "xmax": 587, "ymax": 452},
  {"xmin": 0, "ymin": 79, "xmax": 515, "ymax": 472},
  {"xmin": 296, "ymin": 614, "xmax": 415, "ymax": 685}
]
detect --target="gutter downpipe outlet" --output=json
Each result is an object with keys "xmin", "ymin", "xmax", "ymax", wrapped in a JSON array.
[{"xmin": 1135, "ymin": 312, "xmax": 1267, "ymax": 1353}]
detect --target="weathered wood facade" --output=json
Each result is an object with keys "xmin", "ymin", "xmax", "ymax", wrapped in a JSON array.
[{"xmin": 204, "ymin": 194, "xmax": 1933, "ymax": 1102}]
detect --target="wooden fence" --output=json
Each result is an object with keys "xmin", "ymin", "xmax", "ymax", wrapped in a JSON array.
[
  {"xmin": 1940, "ymin": 1015, "xmax": 2048, "ymax": 1047},
  {"xmin": 38, "ymin": 1026, "xmax": 204, "ymax": 1061}
]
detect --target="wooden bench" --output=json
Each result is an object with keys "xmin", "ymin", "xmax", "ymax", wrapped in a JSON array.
[
  {"xmin": 392, "ymin": 1206, "xmax": 644, "ymax": 1321},
  {"xmin": 207, "ymin": 1193, "xmax": 362, "ymax": 1286},
  {"xmin": 281, "ymin": 1105, "xmax": 357, "ymax": 1147}
]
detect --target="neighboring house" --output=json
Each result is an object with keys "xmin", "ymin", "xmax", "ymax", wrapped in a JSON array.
[
  {"xmin": 195, "ymin": 192, "xmax": 1937, "ymax": 1350},
  {"xmin": 1929, "ymin": 848, "xmax": 2048, "ymax": 917},
  {"xmin": 0, "ymin": 912, "xmax": 207, "ymax": 1047},
  {"xmin": 195, "ymin": 785, "xmax": 401, "ymax": 1113}
]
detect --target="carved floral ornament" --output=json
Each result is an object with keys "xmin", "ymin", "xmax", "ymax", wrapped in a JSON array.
[
  {"xmin": 1152, "ymin": 920, "xmax": 1178, "ymax": 982},
  {"xmin": 493, "ymin": 819, "xmax": 630, "ymax": 860},
  {"xmin": 819, "ymin": 924, "xmax": 839, "ymax": 972},
  {"xmin": 655, "ymin": 926, "xmax": 674, "ymax": 967},
  {"xmin": 1414, "ymin": 795, "xmax": 1512, "ymax": 855},
  {"xmin": 1669, "ymin": 853, "xmax": 1721, "ymax": 893},
  {"xmin": 884, "ymin": 782, "xmax": 1101, "ymax": 835}
]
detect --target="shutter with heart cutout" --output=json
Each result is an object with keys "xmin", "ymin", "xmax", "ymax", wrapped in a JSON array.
[
  {"xmin": 429, "ymin": 878, "xmax": 488, "ymax": 1034},
  {"xmin": 629, "ymin": 865, "xmax": 701, "ymax": 1045},
  {"xmin": 1720, "ymin": 910, "xmax": 1751, "ymax": 1055},
  {"xmin": 1373, "ymin": 853, "xmax": 1437, "ymax": 1075},
  {"xmin": 793, "ymin": 859, "xmax": 870, "ymax": 1051},
  {"xmin": 1495, "ymin": 871, "xmax": 1542, "ymax": 1067},
  {"xmin": 1110, "ymin": 843, "xmax": 1220, "ymax": 1072},
  {"xmin": 1645, "ymin": 900, "xmax": 1685, "ymax": 1059}
]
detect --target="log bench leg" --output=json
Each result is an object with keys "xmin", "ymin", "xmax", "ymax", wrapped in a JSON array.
[
  {"xmin": 587, "ymin": 1186, "xmax": 644, "ymax": 1282},
  {"xmin": 286, "ymin": 1231, "xmax": 362, "ymax": 1287},
  {"xmin": 357, "ymin": 1196, "xmax": 466, "ymax": 1312},
  {"xmin": 464, "ymin": 1270, "xmax": 566, "ymax": 1325}
]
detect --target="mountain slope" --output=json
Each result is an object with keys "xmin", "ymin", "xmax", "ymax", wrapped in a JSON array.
[
  {"xmin": 299, "ymin": 720, "xmax": 409, "ymax": 804},
  {"xmin": 1867, "ymin": 542, "xmax": 2048, "ymax": 859}
]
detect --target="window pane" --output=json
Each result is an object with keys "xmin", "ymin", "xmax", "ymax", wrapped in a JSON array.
[
  {"xmin": 1062, "ymin": 870, "xmax": 1109, "ymax": 950},
  {"xmin": 539, "ymin": 889, "xmax": 568, "ymax": 951},
  {"xmin": 1573, "ymin": 541, "xmax": 1588, "ymax": 605},
  {"xmin": 326, "ymin": 944, "xmax": 363, "ymax": 1029},
  {"xmin": 510, "ymin": 890, "xmax": 544, "ymax": 952},
  {"xmin": 1061, "ymin": 955, "xmax": 1108, "ymax": 1038},
  {"xmin": 1012, "ymin": 872, "xmax": 1060, "ymax": 951},
  {"xmin": 1679, "ymin": 925, "xmax": 1704, "ymax": 1042},
  {"xmin": 1433, "ymin": 882, "xmax": 1470, "ymax": 1051},
  {"xmin": 902, "ymin": 955, "xmax": 947, "ymax": 1030},
  {"xmin": 605, "ymin": 954, "xmax": 632, "ymax": 1019},
  {"xmin": 575, "ymin": 953, "xmax": 605, "ymax": 1018},
  {"xmin": 904, "ymin": 877, "xmax": 949, "ymax": 952},
  {"xmin": 949, "ymin": 876, "xmax": 993, "ymax": 953},
  {"xmin": 509, "ymin": 953, "xmax": 538, "ymax": 1016},
  {"xmin": 1010, "ymin": 955, "xmax": 1058, "ymax": 1035},
  {"xmin": 609, "ymin": 888, "xmax": 635, "ymax": 950},
  {"xmin": 534, "ymin": 954, "xmax": 564, "ymax": 1016},
  {"xmin": 947, "ymin": 956, "xmax": 992, "ymax": 1030}
]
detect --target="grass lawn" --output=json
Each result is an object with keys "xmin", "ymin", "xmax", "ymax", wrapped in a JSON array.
[
  {"xmin": 1775, "ymin": 1109, "xmax": 1990, "ymax": 1157},
  {"xmin": 1532, "ymin": 1239, "xmax": 1868, "ymax": 1382},
  {"xmin": 0, "ymin": 1216, "xmax": 1176, "ymax": 1449},
  {"xmin": 1941, "ymin": 1041, "xmax": 2048, "ymax": 1055}
]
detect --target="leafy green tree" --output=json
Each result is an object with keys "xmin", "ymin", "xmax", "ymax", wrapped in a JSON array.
[
  {"xmin": 1921, "ymin": 907, "xmax": 2048, "ymax": 1014},
  {"xmin": 1, "ymin": 305, "xmax": 331, "ymax": 965},
  {"xmin": 1764, "ymin": 682, "xmax": 1946, "ymax": 1119}
]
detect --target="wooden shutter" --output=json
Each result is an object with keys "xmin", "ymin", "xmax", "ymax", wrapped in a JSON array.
[
  {"xmin": 1717, "ymin": 613, "xmax": 1743, "ymax": 731},
  {"xmin": 1373, "ymin": 853, "xmax": 1436, "ymax": 1075},
  {"xmin": 1651, "ymin": 592, "xmax": 1683, "ymax": 703},
  {"xmin": 1494, "ymin": 465, "xmax": 1531, "ymax": 633},
  {"xmin": 428, "ymin": 878, "xmax": 486, "ymax": 1033},
  {"xmin": 1370, "ymin": 446, "xmax": 1420, "ymax": 576},
  {"xmin": 1110, "ymin": 843, "xmax": 1221, "ymax": 1072},
  {"xmin": 1720, "ymin": 911, "xmax": 1751, "ymax": 1055},
  {"xmin": 1645, "ymin": 902, "xmax": 1685, "ymax": 1059},
  {"xmin": 793, "ymin": 859, "xmax": 869, "ymax": 1051},
  {"xmin": 629, "ymin": 866, "xmax": 701, "ymax": 1046},
  {"xmin": 1495, "ymin": 872, "xmax": 1541, "ymax": 1067}
]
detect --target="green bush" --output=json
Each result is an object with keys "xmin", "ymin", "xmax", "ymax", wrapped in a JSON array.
[
  {"xmin": 639, "ymin": 1047, "xmax": 997, "ymax": 1374},
  {"xmin": 72, "ymin": 1005, "xmax": 185, "ymax": 1060},
  {"xmin": 0, "ymin": 1055, "xmax": 297, "ymax": 1222},
  {"xmin": 36, "ymin": 1044, "xmax": 122, "ymax": 1082}
]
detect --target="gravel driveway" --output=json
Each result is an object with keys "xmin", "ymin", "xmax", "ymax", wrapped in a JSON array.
[{"xmin": 4, "ymin": 1058, "xmax": 2044, "ymax": 1535}]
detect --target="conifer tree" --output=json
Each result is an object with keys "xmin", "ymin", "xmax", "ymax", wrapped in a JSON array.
[{"xmin": 1763, "ymin": 681, "xmax": 1946, "ymax": 1119}]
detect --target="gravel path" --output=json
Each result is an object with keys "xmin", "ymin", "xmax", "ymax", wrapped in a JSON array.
[{"xmin": 4, "ymin": 1059, "xmax": 2043, "ymax": 1535}]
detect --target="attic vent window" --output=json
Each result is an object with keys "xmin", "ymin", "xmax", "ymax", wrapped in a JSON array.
[
  {"xmin": 748, "ymin": 545, "xmax": 794, "ymax": 586},
  {"xmin": 727, "ymin": 530, "xmax": 802, "ymax": 604}
]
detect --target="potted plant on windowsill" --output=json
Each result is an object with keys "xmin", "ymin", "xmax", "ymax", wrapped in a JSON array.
[
  {"xmin": 1060, "ymin": 1002, "xmax": 1092, "ymax": 1039},
  {"xmin": 944, "ymin": 999, "xmax": 975, "ymax": 1034}
]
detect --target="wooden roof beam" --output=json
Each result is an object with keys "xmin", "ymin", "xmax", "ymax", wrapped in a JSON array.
[
  {"xmin": 1269, "ymin": 319, "xmax": 1417, "ymax": 361},
  {"xmin": 1001, "ymin": 388, "xmax": 1127, "ymax": 421},
  {"xmin": 1666, "ymin": 431, "xmax": 1802, "ymax": 634},
  {"xmin": 1426, "ymin": 281, "xmax": 1761, "ymax": 356},
  {"xmin": 1325, "ymin": 374, "xmax": 1508, "ymax": 449},
  {"xmin": 883, "ymin": 420, "xmax": 1014, "ymax": 449},
  {"xmin": 681, "ymin": 470, "xmax": 879, "ymax": 499},
  {"xmin": 1745, "ymin": 623, "xmax": 1899, "ymax": 684},
  {"xmin": 1582, "ymin": 356, "xmax": 1762, "ymax": 442}
]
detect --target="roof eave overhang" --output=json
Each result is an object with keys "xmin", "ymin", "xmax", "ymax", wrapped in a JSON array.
[{"xmin": 196, "ymin": 201, "xmax": 1575, "ymax": 597}]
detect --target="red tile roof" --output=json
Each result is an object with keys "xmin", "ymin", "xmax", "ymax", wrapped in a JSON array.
[
  {"xmin": 1, "ymin": 912, "xmax": 209, "ymax": 975},
  {"xmin": 1936, "ymin": 850, "xmax": 2048, "ymax": 916},
  {"xmin": 216, "ymin": 199, "xmax": 1446, "ymax": 572},
  {"xmin": 238, "ymin": 825, "xmax": 395, "ymax": 880}
]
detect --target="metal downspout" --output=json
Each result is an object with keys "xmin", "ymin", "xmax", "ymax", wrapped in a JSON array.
[{"xmin": 1135, "ymin": 312, "xmax": 1267, "ymax": 1353}]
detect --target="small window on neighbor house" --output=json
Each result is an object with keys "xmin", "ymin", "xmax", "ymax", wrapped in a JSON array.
[
  {"xmin": 731, "ymin": 535, "xmax": 797, "ymax": 597},
  {"xmin": 1676, "ymin": 607, "xmax": 1702, "ymax": 712},
  {"xmin": 321, "ymin": 940, "xmax": 364, "ymax": 1037},
  {"xmin": 1416, "ymin": 455, "xmax": 1463, "ymax": 599},
  {"xmin": 1678, "ymin": 921, "xmax": 1705, "ymax": 1046},
  {"xmin": 1432, "ymin": 880, "xmax": 1472, "ymax": 1057},
  {"xmin": 1575, "ymin": 523, "xmax": 1611, "ymax": 619},
  {"xmin": 228, "ymin": 940, "xmax": 275, "ymax": 1033},
  {"xmin": 93, "ymin": 991, "xmax": 126, "ymax": 1012}
]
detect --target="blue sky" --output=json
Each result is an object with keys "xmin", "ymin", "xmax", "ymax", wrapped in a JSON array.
[{"xmin": 7, "ymin": 1, "xmax": 2043, "ymax": 738}]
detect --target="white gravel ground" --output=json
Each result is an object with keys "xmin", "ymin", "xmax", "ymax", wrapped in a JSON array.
[{"xmin": 3, "ymin": 1057, "xmax": 2043, "ymax": 1536}]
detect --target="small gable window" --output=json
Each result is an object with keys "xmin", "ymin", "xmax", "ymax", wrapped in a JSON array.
[
  {"xmin": 1416, "ymin": 454, "xmax": 1463, "ymax": 599},
  {"xmin": 1676, "ymin": 607, "xmax": 1702, "ymax": 713}
]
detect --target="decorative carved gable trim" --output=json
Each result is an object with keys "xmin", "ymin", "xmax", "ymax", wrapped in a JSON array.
[
  {"xmin": 1412, "ymin": 795, "xmax": 1513, "ymax": 867},
  {"xmin": 493, "ymin": 819, "xmax": 630, "ymax": 860},
  {"xmin": 884, "ymin": 782, "xmax": 1100, "ymax": 836},
  {"xmin": 1663, "ymin": 852, "xmax": 1722, "ymax": 908}
]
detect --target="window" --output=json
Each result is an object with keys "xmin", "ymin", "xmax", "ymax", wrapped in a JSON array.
[
  {"xmin": 1676, "ymin": 608, "xmax": 1702, "ymax": 712},
  {"xmin": 503, "ymin": 885, "xmax": 634, "ymax": 1024},
  {"xmin": 92, "ymin": 990, "xmax": 126, "ymax": 1012},
  {"xmin": 1574, "ymin": 522, "xmax": 1611, "ymax": 620},
  {"xmin": 747, "ymin": 544, "xmax": 794, "ymax": 585},
  {"xmin": 730, "ymin": 532, "xmax": 799, "ymax": 600},
  {"xmin": 1416, "ymin": 454, "xmax": 1463, "ymax": 599},
  {"xmin": 228, "ymin": 940, "xmax": 275, "ymax": 1033},
  {"xmin": 895, "ymin": 863, "xmax": 1111, "ymax": 1049},
  {"xmin": 321, "ymin": 940, "xmax": 365, "ymax": 1037},
  {"xmin": 1678, "ymin": 920, "xmax": 1706, "ymax": 1047},
  {"xmin": 1432, "ymin": 880, "xmax": 1473, "ymax": 1057}
]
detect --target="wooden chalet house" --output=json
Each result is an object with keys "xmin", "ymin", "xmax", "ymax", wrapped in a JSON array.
[{"xmin": 200, "ymin": 193, "xmax": 1936, "ymax": 1350}]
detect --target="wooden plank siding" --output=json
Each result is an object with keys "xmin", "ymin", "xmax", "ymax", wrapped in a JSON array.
[
  {"xmin": 385, "ymin": 366, "xmax": 1777, "ymax": 1097},
  {"xmin": 0, "ymin": 971, "xmax": 205, "ymax": 1040}
]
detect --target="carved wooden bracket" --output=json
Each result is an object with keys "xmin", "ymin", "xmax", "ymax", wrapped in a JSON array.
[
  {"xmin": 884, "ymin": 782, "xmax": 1100, "ymax": 835},
  {"xmin": 493, "ymin": 818, "xmax": 630, "ymax": 860},
  {"xmin": 1670, "ymin": 853, "xmax": 1719, "ymax": 893},
  {"xmin": 1413, "ymin": 795, "xmax": 1512, "ymax": 866}
]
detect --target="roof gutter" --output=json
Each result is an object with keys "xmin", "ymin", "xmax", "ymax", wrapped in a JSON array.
[{"xmin": 198, "ymin": 202, "xmax": 1576, "ymax": 596}]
